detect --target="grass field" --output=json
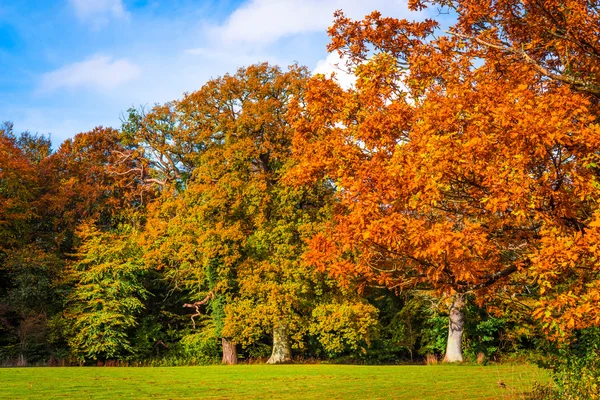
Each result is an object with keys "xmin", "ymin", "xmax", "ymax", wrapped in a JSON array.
[{"xmin": 0, "ymin": 364, "xmax": 550, "ymax": 399}]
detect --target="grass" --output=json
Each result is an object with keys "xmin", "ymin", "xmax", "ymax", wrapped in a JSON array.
[{"xmin": 0, "ymin": 363, "xmax": 550, "ymax": 399}]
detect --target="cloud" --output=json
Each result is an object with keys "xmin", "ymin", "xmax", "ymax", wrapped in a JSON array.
[
  {"xmin": 183, "ymin": 47, "xmax": 281, "ymax": 68},
  {"xmin": 210, "ymin": 0, "xmax": 418, "ymax": 47},
  {"xmin": 40, "ymin": 55, "xmax": 141, "ymax": 92},
  {"xmin": 313, "ymin": 52, "xmax": 356, "ymax": 89},
  {"xmin": 69, "ymin": 0, "xmax": 128, "ymax": 23}
]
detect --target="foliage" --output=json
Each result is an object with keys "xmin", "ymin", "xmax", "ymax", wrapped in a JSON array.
[
  {"xmin": 0, "ymin": 246, "xmax": 62, "ymax": 363},
  {"xmin": 533, "ymin": 327, "xmax": 600, "ymax": 400},
  {"xmin": 2, "ymin": 0, "xmax": 600, "ymax": 371},
  {"xmin": 178, "ymin": 324, "xmax": 221, "ymax": 365},
  {"xmin": 309, "ymin": 301, "xmax": 378, "ymax": 357},
  {"xmin": 64, "ymin": 224, "xmax": 148, "ymax": 363},
  {"xmin": 44, "ymin": 127, "xmax": 147, "ymax": 240},
  {"xmin": 0, "ymin": 124, "xmax": 63, "ymax": 365},
  {"xmin": 292, "ymin": 6, "xmax": 600, "ymax": 328},
  {"xmin": 135, "ymin": 63, "xmax": 374, "ymax": 361},
  {"xmin": 0, "ymin": 123, "xmax": 40, "ymax": 252}
]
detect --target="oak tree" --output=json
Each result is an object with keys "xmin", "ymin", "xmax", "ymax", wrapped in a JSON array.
[{"xmin": 290, "ymin": 6, "xmax": 600, "ymax": 361}]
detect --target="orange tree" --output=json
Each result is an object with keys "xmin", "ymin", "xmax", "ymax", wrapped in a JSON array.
[
  {"xmin": 0, "ymin": 123, "xmax": 41, "ymax": 253},
  {"xmin": 0, "ymin": 123, "xmax": 59, "ymax": 363},
  {"xmin": 289, "ymin": 5, "xmax": 600, "ymax": 362},
  {"xmin": 43, "ymin": 127, "xmax": 147, "ymax": 241}
]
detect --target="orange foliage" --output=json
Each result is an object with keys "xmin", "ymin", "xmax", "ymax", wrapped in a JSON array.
[
  {"xmin": 0, "ymin": 125, "xmax": 40, "ymax": 250},
  {"xmin": 290, "ymin": 5, "xmax": 600, "ymax": 338},
  {"xmin": 43, "ymin": 127, "xmax": 148, "ymax": 243}
]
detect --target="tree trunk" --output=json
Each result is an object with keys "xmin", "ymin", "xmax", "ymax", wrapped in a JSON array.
[
  {"xmin": 444, "ymin": 293, "xmax": 465, "ymax": 363},
  {"xmin": 221, "ymin": 337, "xmax": 237, "ymax": 365},
  {"xmin": 267, "ymin": 321, "xmax": 292, "ymax": 364}
]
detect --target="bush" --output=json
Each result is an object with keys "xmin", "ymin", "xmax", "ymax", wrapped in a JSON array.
[
  {"xmin": 178, "ymin": 329, "xmax": 221, "ymax": 365},
  {"xmin": 309, "ymin": 301, "xmax": 378, "ymax": 357},
  {"xmin": 532, "ymin": 327, "xmax": 600, "ymax": 400}
]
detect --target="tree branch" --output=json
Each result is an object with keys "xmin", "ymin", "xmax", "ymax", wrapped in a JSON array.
[
  {"xmin": 183, "ymin": 289, "xmax": 216, "ymax": 329},
  {"xmin": 448, "ymin": 31, "xmax": 600, "ymax": 97}
]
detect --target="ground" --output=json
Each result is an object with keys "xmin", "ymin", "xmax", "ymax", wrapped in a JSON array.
[{"xmin": 0, "ymin": 364, "xmax": 550, "ymax": 399}]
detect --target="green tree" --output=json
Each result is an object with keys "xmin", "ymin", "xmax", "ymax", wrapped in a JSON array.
[{"xmin": 64, "ymin": 223, "xmax": 148, "ymax": 363}]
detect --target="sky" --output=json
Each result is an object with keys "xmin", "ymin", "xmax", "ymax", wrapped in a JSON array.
[{"xmin": 0, "ymin": 0, "xmax": 434, "ymax": 145}]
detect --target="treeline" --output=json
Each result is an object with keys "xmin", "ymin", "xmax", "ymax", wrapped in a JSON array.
[
  {"xmin": 2, "ymin": 2, "xmax": 600, "ymax": 397},
  {"xmin": 0, "ymin": 105, "xmax": 538, "ymax": 366},
  {"xmin": 2, "ymin": 65, "xmax": 516, "ymax": 366}
]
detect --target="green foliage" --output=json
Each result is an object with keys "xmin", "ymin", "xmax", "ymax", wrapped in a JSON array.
[
  {"xmin": 178, "ymin": 327, "xmax": 220, "ymax": 365},
  {"xmin": 360, "ymin": 291, "xmax": 438, "ymax": 363},
  {"xmin": 463, "ymin": 317, "xmax": 506, "ymax": 361},
  {"xmin": 130, "ymin": 317, "xmax": 167, "ymax": 360},
  {"xmin": 418, "ymin": 314, "xmax": 449, "ymax": 357},
  {"xmin": 65, "ymin": 224, "xmax": 148, "ymax": 363},
  {"xmin": 309, "ymin": 301, "xmax": 378, "ymax": 357},
  {"xmin": 137, "ymin": 315, "xmax": 220, "ymax": 366},
  {"xmin": 243, "ymin": 342, "xmax": 272, "ymax": 360},
  {"xmin": 533, "ymin": 327, "xmax": 600, "ymax": 400},
  {"xmin": 0, "ymin": 246, "xmax": 63, "ymax": 364}
]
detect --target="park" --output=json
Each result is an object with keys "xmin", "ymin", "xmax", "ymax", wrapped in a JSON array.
[{"xmin": 1, "ymin": 1, "xmax": 599, "ymax": 399}]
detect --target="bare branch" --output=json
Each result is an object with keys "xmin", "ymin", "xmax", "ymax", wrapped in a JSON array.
[{"xmin": 183, "ymin": 289, "xmax": 216, "ymax": 329}]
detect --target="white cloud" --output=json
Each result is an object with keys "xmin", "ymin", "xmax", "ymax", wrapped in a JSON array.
[
  {"xmin": 211, "ymin": 0, "xmax": 417, "ymax": 47},
  {"xmin": 313, "ymin": 52, "xmax": 356, "ymax": 89},
  {"xmin": 183, "ymin": 46, "xmax": 281, "ymax": 69},
  {"xmin": 40, "ymin": 55, "xmax": 141, "ymax": 92},
  {"xmin": 69, "ymin": 0, "xmax": 128, "ymax": 23}
]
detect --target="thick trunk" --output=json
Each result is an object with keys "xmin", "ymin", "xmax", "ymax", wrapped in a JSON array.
[
  {"xmin": 221, "ymin": 337, "xmax": 238, "ymax": 365},
  {"xmin": 267, "ymin": 321, "xmax": 292, "ymax": 364},
  {"xmin": 444, "ymin": 293, "xmax": 465, "ymax": 363}
]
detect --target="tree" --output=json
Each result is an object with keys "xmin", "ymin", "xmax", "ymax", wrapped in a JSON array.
[
  {"xmin": 411, "ymin": 0, "xmax": 600, "ymax": 342},
  {"xmin": 0, "ymin": 123, "xmax": 40, "ymax": 253},
  {"xmin": 64, "ymin": 223, "xmax": 148, "ymax": 363},
  {"xmin": 0, "ymin": 123, "xmax": 61, "ymax": 364},
  {"xmin": 43, "ymin": 126, "xmax": 147, "ymax": 250},
  {"xmin": 413, "ymin": 0, "xmax": 600, "ymax": 98},
  {"xmin": 137, "ymin": 63, "xmax": 378, "ymax": 364},
  {"xmin": 289, "ymin": 7, "xmax": 600, "ymax": 362},
  {"xmin": 141, "ymin": 63, "xmax": 313, "ymax": 364}
]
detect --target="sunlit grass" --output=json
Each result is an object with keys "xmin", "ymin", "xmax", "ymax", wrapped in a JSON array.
[{"xmin": 0, "ymin": 363, "xmax": 550, "ymax": 399}]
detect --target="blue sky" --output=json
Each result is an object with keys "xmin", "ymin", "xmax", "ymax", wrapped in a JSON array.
[{"xmin": 0, "ymin": 0, "xmax": 432, "ymax": 145}]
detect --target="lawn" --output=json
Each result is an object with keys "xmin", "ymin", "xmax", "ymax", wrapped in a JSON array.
[{"xmin": 0, "ymin": 363, "xmax": 550, "ymax": 399}]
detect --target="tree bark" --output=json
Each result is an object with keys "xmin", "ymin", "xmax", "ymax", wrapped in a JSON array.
[
  {"xmin": 444, "ymin": 293, "xmax": 465, "ymax": 363},
  {"xmin": 267, "ymin": 321, "xmax": 292, "ymax": 364},
  {"xmin": 221, "ymin": 337, "xmax": 238, "ymax": 365}
]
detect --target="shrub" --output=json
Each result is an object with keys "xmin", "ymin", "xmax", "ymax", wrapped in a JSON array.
[{"xmin": 532, "ymin": 327, "xmax": 600, "ymax": 400}]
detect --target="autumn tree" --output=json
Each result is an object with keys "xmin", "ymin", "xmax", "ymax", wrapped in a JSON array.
[
  {"xmin": 137, "ymin": 63, "xmax": 378, "ymax": 364},
  {"xmin": 140, "ymin": 63, "xmax": 313, "ymax": 364},
  {"xmin": 43, "ymin": 127, "xmax": 147, "ymax": 245},
  {"xmin": 0, "ymin": 123, "xmax": 42, "ymax": 253},
  {"xmin": 42, "ymin": 127, "xmax": 151, "ymax": 364},
  {"xmin": 0, "ymin": 123, "xmax": 63, "ymax": 364},
  {"xmin": 412, "ymin": 0, "xmax": 600, "ymax": 340},
  {"xmin": 290, "ymin": 6, "xmax": 600, "ymax": 362}
]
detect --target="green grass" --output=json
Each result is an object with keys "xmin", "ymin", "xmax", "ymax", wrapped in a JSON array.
[{"xmin": 0, "ymin": 364, "xmax": 550, "ymax": 399}]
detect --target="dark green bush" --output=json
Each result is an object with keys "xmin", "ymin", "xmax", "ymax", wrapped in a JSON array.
[{"xmin": 532, "ymin": 327, "xmax": 600, "ymax": 399}]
